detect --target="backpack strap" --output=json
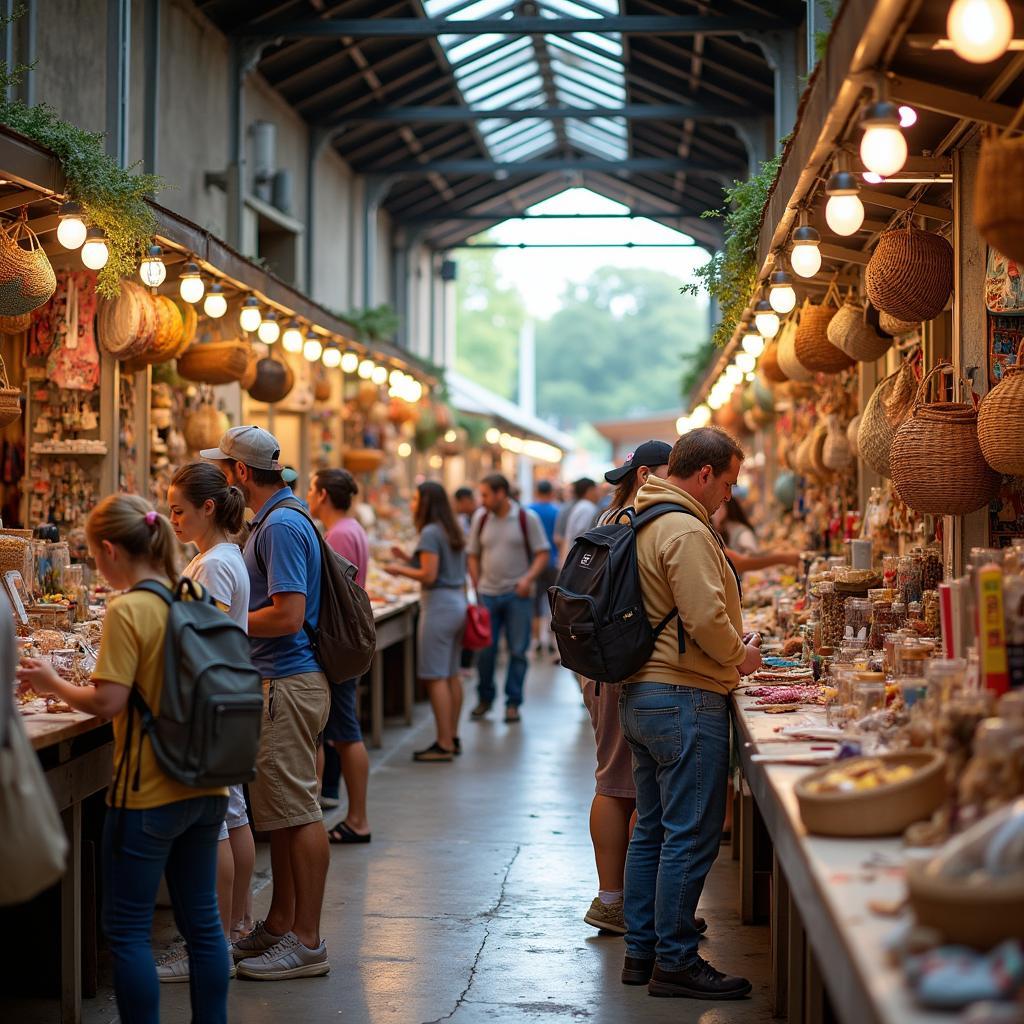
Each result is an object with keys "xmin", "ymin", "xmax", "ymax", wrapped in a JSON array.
[{"xmin": 474, "ymin": 507, "xmax": 534, "ymax": 573}]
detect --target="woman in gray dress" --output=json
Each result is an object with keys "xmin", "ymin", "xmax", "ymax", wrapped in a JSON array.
[{"xmin": 385, "ymin": 481, "xmax": 468, "ymax": 763}]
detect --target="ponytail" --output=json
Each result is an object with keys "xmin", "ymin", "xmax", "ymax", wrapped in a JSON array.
[
  {"xmin": 170, "ymin": 462, "xmax": 246, "ymax": 534},
  {"xmin": 87, "ymin": 494, "xmax": 179, "ymax": 582}
]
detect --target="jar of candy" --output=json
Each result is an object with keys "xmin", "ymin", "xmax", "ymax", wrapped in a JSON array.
[
  {"xmin": 922, "ymin": 545, "xmax": 944, "ymax": 592},
  {"xmin": 897, "ymin": 555, "xmax": 923, "ymax": 605},
  {"xmin": 869, "ymin": 598, "xmax": 897, "ymax": 651},
  {"xmin": 844, "ymin": 597, "xmax": 873, "ymax": 644},
  {"xmin": 925, "ymin": 658, "xmax": 968, "ymax": 706}
]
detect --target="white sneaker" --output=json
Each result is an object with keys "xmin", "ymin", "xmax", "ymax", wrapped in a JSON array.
[
  {"xmin": 236, "ymin": 932, "xmax": 330, "ymax": 981},
  {"xmin": 156, "ymin": 940, "xmax": 236, "ymax": 982},
  {"xmin": 231, "ymin": 919, "xmax": 284, "ymax": 962}
]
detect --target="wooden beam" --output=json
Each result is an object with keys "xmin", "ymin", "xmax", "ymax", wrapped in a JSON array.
[
  {"xmin": 886, "ymin": 73, "xmax": 1021, "ymax": 130},
  {"xmin": 860, "ymin": 189, "xmax": 952, "ymax": 223},
  {"xmin": 0, "ymin": 188, "xmax": 43, "ymax": 212},
  {"xmin": 819, "ymin": 242, "xmax": 870, "ymax": 266}
]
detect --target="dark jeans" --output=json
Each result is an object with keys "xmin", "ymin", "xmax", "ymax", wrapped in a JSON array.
[
  {"xmin": 618, "ymin": 683, "xmax": 731, "ymax": 970},
  {"xmin": 477, "ymin": 592, "xmax": 533, "ymax": 707},
  {"xmin": 101, "ymin": 795, "xmax": 229, "ymax": 1024}
]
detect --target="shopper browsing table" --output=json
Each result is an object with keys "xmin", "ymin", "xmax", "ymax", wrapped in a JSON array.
[
  {"xmin": 203, "ymin": 426, "xmax": 331, "ymax": 981},
  {"xmin": 467, "ymin": 473, "xmax": 551, "ymax": 724}
]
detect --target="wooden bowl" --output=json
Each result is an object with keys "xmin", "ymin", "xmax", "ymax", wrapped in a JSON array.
[{"xmin": 795, "ymin": 750, "xmax": 947, "ymax": 837}]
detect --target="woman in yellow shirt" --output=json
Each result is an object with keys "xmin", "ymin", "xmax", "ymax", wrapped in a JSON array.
[{"xmin": 18, "ymin": 494, "xmax": 230, "ymax": 1024}]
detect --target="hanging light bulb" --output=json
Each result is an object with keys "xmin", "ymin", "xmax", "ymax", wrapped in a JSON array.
[
  {"xmin": 303, "ymin": 332, "xmax": 323, "ymax": 362},
  {"xmin": 898, "ymin": 105, "xmax": 918, "ymax": 128},
  {"xmin": 397, "ymin": 442, "xmax": 412, "ymax": 458},
  {"xmin": 860, "ymin": 101, "xmax": 908, "ymax": 177},
  {"xmin": 825, "ymin": 170, "xmax": 865, "ymax": 236},
  {"xmin": 340, "ymin": 351, "xmax": 359, "ymax": 374},
  {"xmin": 725, "ymin": 364, "xmax": 744, "ymax": 386},
  {"xmin": 753, "ymin": 299, "xmax": 780, "ymax": 339},
  {"xmin": 257, "ymin": 312, "xmax": 280, "ymax": 344},
  {"xmin": 322, "ymin": 343, "xmax": 342, "ymax": 368},
  {"xmin": 389, "ymin": 369, "xmax": 405, "ymax": 387},
  {"xmin": 358, "ymin": 359, "xmax": 375, "ymax": 380},
  {"xmin": 443, "ymin": 429, "xmax": 458, "ymax": 444},
  {"xmin": 742, "ymin": 327, "xmax": 766, "ymax": 356},
  {"xmin": 707, "ymin": 393, "xmax": 724, "ymax": 411},
  {"xmin": 81, "ymin": 227, "xmax": 109, "ymax": 270},
  {"xmin": 947, "ymin": 0, "xmax": 1013, "ymax": 63},
  {"xmin": 203, "ymin": 283, "xmax": 227, "ymax": 319},
  {"xmin": 862, "ymin": 171, "xmax": 885, "ymax": 184},
  {"xmin": 371, "ymin": 364, "xmax": 388, "ymax": 386},
  {"xmin": 239, "ymin": 296, "xmax": 262, "ymax": 334},
  {"xmin": 690, "ymin": 404, "xmax": 712, "ymax": 428},
  {"xmin": 56, "ymin": 201, "xmax": 87, "ymax": 249},
  {"xmin": 178, "ymin": 262, "xmax": 205, "ymax": 304},
  {"xmin": 790, "ymin": 225, "xmax": 822, "ymax": 278},
  {"xmin": 281, "ymin": 319, "xmax": 303, "ymax": 352},
  {"xmin": 675, "ymin": 415, "xmax": 692, "ymax": 434},
  {"xmin": 736, "ymin": 351, "xmax": 756, "ymax": 374},
  {"xmin": 139, "ymin": 244, "xmax": 167, "ymax": 288},
  {"xmin": 408, "ymin": 380, "xmax": 423, "ymax": 402},
  {"xmin": 768, "ymin": 269, "xmax": 797, "ymax": 314}
]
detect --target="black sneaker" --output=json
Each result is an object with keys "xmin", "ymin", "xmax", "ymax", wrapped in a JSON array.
[
  {"xmin": 621, "ymin": 956, "xmax": 655, "ymax": 986},
  {"xmin": 648, "ymin": 958, "xmax": 751, "ymax": 1000},
  {"xmin": 470, "ymin": 702, "xmax": 492, "ymax": 720},
  {"xmin": 453, "ymin": 736, "xmax": 462, "ymax": 756}
]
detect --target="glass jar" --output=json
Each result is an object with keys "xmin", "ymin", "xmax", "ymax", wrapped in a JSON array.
[
  {"xmin": 897, "ymin": 555, "xmax": 923, "ymax": 606},
  {"xmin": 882, "ymin": 553, "xmax": 899, "ymax": 591},
  {"xmin": 895, "ymin": 637, "xmax": 934, "ymax": 681},
  {"xmin": 922, "ymin": 545, "xmax": 944, "ymax": 592},
  {"xmin": 926, "ymin": 658, "xmax": 968, "ymax": 707},
  {"xmin": 852, "ymin": 674, "xmax": 887, "ymax": 717},
  {"xmin": 844, "ymin": 597, "xmax": 873, "ymax": 644},
  {"xmin": 869, "ymin": 599, "xmax": 897, "ymax": 651},
  {"xmin": 776, "ymin": 596, "xmax": 795, "ymax": 636},
  {"xmin": 892, "ymin": 599, "xmax": 908, "ymax": 630}
]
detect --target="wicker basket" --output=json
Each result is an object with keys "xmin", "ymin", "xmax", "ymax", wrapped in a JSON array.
[
  {"xmin": 247, "ymin": 355, "xmax": 295, "ymax": 404},
  {"xmin": 183, "ymin": 403, "xmax": 229, "ymax": 452},
  {"xmin": 976, "ymin": 128, "xmax": 1024, "ymax": 263},
  {"xmin": 890, "ymin": 363, "xmax": 1000, "ymax": 515},
  {"xmin": 0, "ymin": 352, "xmax": 21, "ymax": 428},
  {"xmin": 866, "ymin": 224, "xmax": 953, "ymax": 323},
  {"xmin": 858, "ymin": 368, "xmax": 902, "ymax": 479},
  {"xmin": 823, "ymin": 414, "xmax": 853, "ymax": 471},
  {"xmin": 0, "ymin": 312, "xmax": 32, "ymax": 334},
  {"xmin": 98, "ymin": 282, "xmax": 153, "ymax": 358},
  {"xmin": 809, "ymin": 421, "xmax": 830, "ymax": 478},
  {"xmin": 177, "ymin": 340, "xmax": 250, "ymax": 385},
  {"xmin": 0, "ymin": 216, "xmax": 56, "ymax": 315},
  {"xmin": 878, "ymin": 311, "xmax": 919, "ymax": 337},
  {"xmin": 828, "ymin": 299, "xmax": 894, "ymax": 363},
  {"xmin": 173, "ymin": 299, "xmax": 198, "ymax": 356},
  {"xmin": 759, "ymin": 339, "xmax": 788, "ymax": 383},
  {"xmin": 777, "ymin": 315, "xmax": 814, "ymax": 382},
  {"xmin": 847, "ymin": 413, "xmax": 861, "ymax": 459},
  {"xmin": 794, "ymin": 283, "xmax": 852, "ymax": 374},
  {"xmin": 343, "ymin": 448, "xmax": 385, "ymax": 474},
  {"xmin": 978, "ymin": 338, "xmax": 1024, "ymax": 475}
]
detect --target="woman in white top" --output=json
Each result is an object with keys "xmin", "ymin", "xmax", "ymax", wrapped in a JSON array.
[{"xmin": 162, "ymin": 462, "xmax": 253, "ymax": 981}]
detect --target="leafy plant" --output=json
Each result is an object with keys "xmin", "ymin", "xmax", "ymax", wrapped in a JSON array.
[
  {"xmin": 814, "ymin": 1, "xmax": 839, "ymax": 62},
  {"xmin": 342, "ymin": 304, "xmax": 400, "ymax": 342},
  {"xmin": 0, "ymin": 35, "xmax": 162, "ymax": 298}
]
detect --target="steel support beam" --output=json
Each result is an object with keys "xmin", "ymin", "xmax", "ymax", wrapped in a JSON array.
[
  {"xmin": 755, "ymin": 29, "xmax": 800, "ymax": 151},
  {"xmin": 733, "ymin": 116, "xmax": 774, "ymax": 176},
  {"xmin": 142, "ymin": 0, "xmax": 160, "ymax": 175},
  {"xmin": 363, "ymin": 175, "xmax": 398, "ymax": 310},
  {"xmin": 105, "ymin": 0, "xmax": 131, "ymax": 168},
  {"xmin": 886, "ymin": 73, "xmax": 1023, "ymax": 130},
  {"xmin": 399, "ymin": 211, "xmax": 701, "ymax": 223},
  {"xmin": 305, "ymin": 126, "xmax": 344, "ymax": 295},
  {"xmin": 240, "ymin": 16, "xmax": 784, "ymax": 40},
  {"xmin": 452, "ymin": 241, "xmax": 701, "ymax": 248},
  {"xmin": 364, "ymin": 157, "xmax": 740, "ymax": 180}
]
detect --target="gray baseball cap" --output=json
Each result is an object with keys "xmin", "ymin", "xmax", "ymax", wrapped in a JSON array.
[{"xmin": 201, "ymin": 425, "xmax": 283, "ymax": 471}]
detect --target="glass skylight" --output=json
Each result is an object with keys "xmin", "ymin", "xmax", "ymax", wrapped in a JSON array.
[{"xmin": 422, "ymin": 0, "xmax": 627, "ymax": 162}]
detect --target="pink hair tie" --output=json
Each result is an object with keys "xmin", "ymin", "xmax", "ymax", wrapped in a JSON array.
[{"xmin": 145, "ymin": 510, "xmax": 158, "ymax": 527}]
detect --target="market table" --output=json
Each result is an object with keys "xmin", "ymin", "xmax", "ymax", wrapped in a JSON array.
[
  {"xmin": 733, "ymin": 693, "xmax": 950, "ymax": 1024},
  {"xmin": 367, "ymin": 596, "xmax": 419, "ymax": 748}
]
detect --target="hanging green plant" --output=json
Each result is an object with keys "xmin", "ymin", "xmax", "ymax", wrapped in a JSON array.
[
  {"xmin": 0, "ymin": 52, "xmax": 163, "ymax": 298},
  {"xmin": 340, "ymin": 304, "xmax": 400, "ymax": 342}
]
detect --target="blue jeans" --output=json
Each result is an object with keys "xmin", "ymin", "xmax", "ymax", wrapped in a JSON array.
[
  {"xmin": 476, "ymin": 592, "xmax": 533, "ymax": 707},
  {"xmin": 618, "ymin": 683, "xmax": 731, "ymax": 970},
  {"xmin": 101, "ymin": 795, "xmax": 229, "ymax": 1024}
]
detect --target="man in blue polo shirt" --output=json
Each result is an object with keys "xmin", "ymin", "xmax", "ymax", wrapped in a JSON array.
[{"xmin": 202, "ymin": 426, "xmax": 330, "ymax": 981}]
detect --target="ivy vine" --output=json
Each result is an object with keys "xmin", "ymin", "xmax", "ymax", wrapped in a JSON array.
[{"xmin": 0, "ymin": 42, "xmax": 162, "ymax": 298}]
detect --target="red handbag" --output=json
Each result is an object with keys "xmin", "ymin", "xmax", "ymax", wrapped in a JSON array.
[{"xmin": 462, "ymin": 603, "xmax": 492, "ymax": 651}]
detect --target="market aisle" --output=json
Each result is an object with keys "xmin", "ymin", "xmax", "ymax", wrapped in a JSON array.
[{"xmin": 93, "ymin": 660, "xmax": 772, "ymax": 1024}]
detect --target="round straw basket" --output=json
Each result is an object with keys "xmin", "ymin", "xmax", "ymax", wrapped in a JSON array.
[
  {"xmin": 866, "ymin": 225, "xmax": 953, "ymax": 323},
  {"xmin": 777, "ymin": 315, "xmax": 814, "ymax": 382},
  {"xmin": 176, "ymin": 340, "xmax": 250, "ymax": 385},
  {"xmin": 0, "ymin": 353, "xmax": 21, "ymax": 427},
  {"xmin": 809, "ymin": 422, "xmax": 830, "ymax": 478},
  {"xmin": 847, "ymin": 413, "xmax": 861, "ymax": 459},
  {"xmin": 979, "ymin": 339, "xmax": 1024, "ymax": 475},
  {"xmin": 823, "ymin": 415, "xmax": 853, "ymax": 471},
  {"xmin": 173, "ymin": 299, "xmax": 198, "ymax": 357},
  {"xmin": 828, "ymin": 299, "xmax": 894, "ymax": 363},
  {"xmin": 794, "ymin": 284, "xmax": 852, "ymax": 374},
  {"xmin": 98, "ymin": 282, "xmax": 148, "ymax": 358},
  {"xmin": 183, "ymin": 403, "xmax": 229, "ymax": 452},
  {"xmin": 879, "ymin": 311, "xmax": 920, "ymax": 337},
  {"xmin": 0, "ymin": 217, "xmax": 56, "ymax": 315},
  {"xmin": 890, "ymin": 363, "xmax": 1000, "ymax": 515},
  {"xmin": 760, "ymin": 339, "xmax": 788, "ymax": 383},
  {"xmin": 0, "ymin": 312, "xmax": 32, "ymax": 335},
  {"xmin": 976, "ymin": 128, "xmax": 1024, "ymax": 263},
  {"xmin": 247, "ymin": 355, "xmax": 295, "ymax": 404},
  {"xmin": 858, "ymin": 369, "xmax": 901, "ymax": 479}
]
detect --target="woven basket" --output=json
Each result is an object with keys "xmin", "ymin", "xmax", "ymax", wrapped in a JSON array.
[
  {"xmin": 866, "ymin": 225, "xmax": 953, "ymax": 323},
  {"xmin": 0, "ymin": 353, "xmax": 21, "ymax": 427},
  {"xmin": 777, "ymin": 315, "xmax": 814, "ymax": 382},
  {"xmin": 173, "ymin": 299, "xmax": 198, "ymax": 356},
  {"xmin": 976, "ymin": 129, "xmax": 1024, "ymax": 263},
  {"xmin": 177, "ymin": 340, "xmax": 250, "ymax": 385},
  {"xmin": 794, "ymin": 283, "xmax": 852, "ymax": 374},
  {"xmin": 847, "ymin": 414, "xmax": 861, "ymax": 459},
  {"xmin": 183, "ymin": 403, "xmax": 229, "ymax": 452},
  {"xmin": 760, "ymin": 340, "xmax": 788, "ymax": 383},
  {"xmin": 98, "ymin": 282, "xmax": 150, "ymax": 358},
  {"xmin": 343, "ymin": 448, "xmax": 385, "ymax": 474},
  {"xmin": 0, "ymin": 217, "xmax": 56, "ymax": 315},
  {"xmin": 794, "ymin": 433, "xmax": 815, "ymax": 476},
  {"xmin": 979, "ymin": 338, "xmax": 1024, "ymax": 474},
  {"xmin": 313, "ymin": 367, "xmax": 331, "ymax": 403},
  {"xmin": 809, "ymin": 422, "xmax": 830, "ymax": 478},
  {"xmin": 890, "ymin": 363, "xmax": 1000, "ymax": 515},
  {"xmin": 823, "ymin": 414, "xmax": 853, "ymax": 471},
  {"xmin": 828, "ymin": 299, "xmax": 894, "ymax": 363},
  {"xmin": 858, "ymin": 366, "xmax": 904, "ymax": 479},
  {"xmin": 878, "ymin": 311, "xmax": 919, "ymax": 337},
  {"xmin": 0, "ymin": 312, "xmax": 32, "ymax": 334},
  {"xmin": 247, "ymin": 355, "xmax": 295, "ymax": 404}
]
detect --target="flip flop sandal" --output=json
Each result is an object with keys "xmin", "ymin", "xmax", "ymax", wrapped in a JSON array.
[{"xmin": 327, "ymin": 822, "xmax": 371, "ymax": 844}]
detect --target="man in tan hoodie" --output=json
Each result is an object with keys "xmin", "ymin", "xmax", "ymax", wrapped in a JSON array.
[{"xmin": 618, "ymin": 427, "xmax": 762, "ymax": 1001}]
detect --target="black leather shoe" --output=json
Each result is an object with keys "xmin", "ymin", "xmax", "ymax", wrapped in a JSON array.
[
  {"xmin": 695, "ymin": 916, "xmax": 708, "ymax": 935},
  {"xmin": 621, "ymin": 956, "xmax": 655, "ymax": 986},
  {"xmin": 648, "ymin": 958, "xmax": 752, "ymax": 1000}
]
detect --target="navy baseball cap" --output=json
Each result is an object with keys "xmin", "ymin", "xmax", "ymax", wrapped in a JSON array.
[{"xmin": 604, "ymin": 440, "xmax": 673, "ymax": 484}]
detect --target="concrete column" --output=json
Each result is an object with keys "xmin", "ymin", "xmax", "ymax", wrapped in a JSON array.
[
  {"xmin": 142, "ymin": 0, "xmax": 159, "ymax": 175},
  {"xmin": 757, "ymin": 30, "xmax": 800, "ymax": 151},
  {"xmin": 105, "ymin": 0, "xmax": 130, "ymax": 168},
  {"xmin": 734, "ymin": 116, "xmax": 774, "ymax": 175},
  {"xmin": 518, "ymin": 320, "xmax": 536, "ymax": 415},
  {"xmin": 806, "ymin": 0, "xmax": 833, "ymax": 72},
  {"xmin": 362, "ymin": 176, "xmax": 397, "ymax": 310}
]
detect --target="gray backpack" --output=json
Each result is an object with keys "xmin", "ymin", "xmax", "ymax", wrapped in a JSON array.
[{"xmin": 113, "ymin": 578, "xmax": 263, "ymax": 803}]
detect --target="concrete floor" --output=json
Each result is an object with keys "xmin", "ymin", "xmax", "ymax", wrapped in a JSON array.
[{"xmin": 81, "ymin": 658, "xmax": 773, "ymax": 1024}]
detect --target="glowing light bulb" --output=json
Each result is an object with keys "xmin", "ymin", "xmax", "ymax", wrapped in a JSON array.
[
  {"xmin": 825, "ymin": 170, "xmax": 864, "ymax": 236},
  {"xmin": 303, "ymin": 334, "xmax": 323, "ymax": 362},
  {"xmin": 768, "ymin": 270, "xmax": 797, "ymax": 315},
  {"xmin": 690, "ymin": 404, "xmax": 711, "ymax": 428},
  {"xmin": 736, "ymin": 351, "xmax": 756, "ymax": 374},
  {"xmin": 707, "ymin": 394, "xmax": 724, "ymax": 411},
  {"xmin": 860, "ymin": 102, "xmax": 908, "ymax": 177},
  {"xmin": 898, "ymin": 105, "xmax": 917, "ymax": 128},
  {"xmin": 725, "ymin": 364, "xmax": 744, "ymax": 386},
  {"xmin": 258, "ymin": 312, "xmax": 281, "ymax": 344},
  {"xmin": 371, "ymin": 365, "xmax": 388, "ymax": 386},
  {"xmin": 485, "ymin": 427, "xmax": 501, "ymax": 444},
  {"xmin": 790, "ymin": 225, "xmax": 822, "ymax": 278},
  {"xmin": 281, "ymin": 320, "xmax": 303, "ymax": 352},
  {"xmin": 389, "ymin": 369, "xmax": 404, "ymax": 387},
  {"xmin": 340, "ymin": 351, "xmax": 359, "ymax": 374},
  {"xmin": 178, "ymin": 262, "xmax": 204, "ymax": 304},
  {"xmin": 357, "ymin": 359, "xmax": 375, "ymax": 380},
  {"xmin": 753, "ymin": 300, "xmax": 780, "ymax": 339},
  {"xmin": 675, "ymin": 416, "xmax": 691, "ymax": 434},
  {"xmin": 139, "ymin": 245, "xmax": 167, "ymax": 288},
  {"xmin": 398, "ymin": 442, "xmax": 412, "ymax": 458},
  {"xmin": 862, "ymin": 171, "xmax": 885, "ymax": 184},
  {"xmin": 444, "ymin": 430, "xmax": 457, "ymax": 443},
  {"xmin": 947, "ymin": 0, "xmax": 1013, "ymax": 63},
  {"xmin": 408, "ymin": 381, "xmax": 423, "ymax": 402},
  {"xmin": 81, "ymin": 227, "xmax": 109, "ymax": 270},
  {"xmin": 322, "ymin": 344, "xmax": 342, "ymax": 368},
  {"xmin": 239, "ymin": 297, "xmax": 262, "ymax": 334},
  {"xmin": 57, "ymin": 202, "xmax": 86, "ymax": 249},
  {"xmin": 203, "ymin": 284, "xmax": 227, "ymax": 318},
  {"xmin": 742, "ymin": 329, "xmax": 766, "ymax": 357}
]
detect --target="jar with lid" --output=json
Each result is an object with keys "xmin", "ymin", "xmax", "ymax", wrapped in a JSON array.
[
  {"xmin": 776, "ymin": 596, "xmax": 795, "ymax": 635},
  {"xmin": 923, "ymin": 590, "xmax": 941, "ymax": 637},
  {"xmin": 869, "ymin": 598, "xmax": 897, "ymax": 651},
  {"xmin": 819, "ymin": 581, "xmax": 846, "ymax": 648},
  {"xmin": 922, "ymin": 545, "xmax": 944, "ymax": 592},
  {"xmin": 925, "ymin": 658, "xmax": 968, "ymax": 706},
  {"xmin": 895, "ymin": 637, "xmax": 934, "ymax": 682},
  {"xmin": 844, "ymin": 597, "xmax": 873, "ymax": 644},
  {"xmin": 897, "ymin": 555, "xmax": 923, "ymax": 605},
  {"xmin": 882, "ymin": 553, "xmax": 899, "ymax": 591},
  {"xmin": 891, "ymin": 599, "xmax": 907, "ymax": 630}
]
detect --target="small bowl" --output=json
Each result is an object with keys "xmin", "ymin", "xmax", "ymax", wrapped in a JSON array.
[{"xmin": 795, "ymin": 750, "xmax": 947, "ymax": 837}]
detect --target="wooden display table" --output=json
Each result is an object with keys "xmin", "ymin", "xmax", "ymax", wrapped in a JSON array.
[{"xmin": 367, "ymin": 596, "xmax": 419, "ymax": 748}]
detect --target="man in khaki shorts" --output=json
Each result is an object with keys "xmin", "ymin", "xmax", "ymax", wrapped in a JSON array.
[{"xmin": 203, "ymin": 426, "xmax": 331, "ymax": 980}]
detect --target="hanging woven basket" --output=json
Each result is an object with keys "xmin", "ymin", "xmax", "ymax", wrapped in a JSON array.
[
  {"xmin": 0, "ymin": 312, "xmax": 32, "ymax": 335},
  {"xmin": 978, "ymin": 339, "xmax": 1024, "ymax": 475},
  {"xmin": 890, "ymin": 363, "xmax": 1000, "ymax": 516},
  {"xmin": 823, "ymin": 414, "xmax": 853, "ymax": 471},
  {"xmin": 177, "ymin": 339, "xmax": 250, "ymax": 385},
  {"xmin": 858, "ymin": 362, "xmax": 915, "ymax": 479},
  {"xmin": 794, "ymin": 282, "xmax": 852, "ymax": 374},
  {"xmin": 98, "ymin": 282, "xmax": 156, "ymax": 358},
  {"xmin": 0, "ymin": 216, "xmax": 56, "ymax": 316},
  {"xmin": 866, "ymin": 224, "xmax": 953, "ymax": 323},
  {"xmin": 847, "ymin": 413, "xmax": 862, "ymax": 459},
  {"xmin": 0, "ymin": 353, "xmax": 21, "ymax": 428},
  {"xmin": 777, "ymin": 314, "xmax": 814, "ymax": 382},
  {"xmin": 183, "ymin": 402, "xmax": 229, "ymax": 453},
  {"xmin": 247, "ymin": 354, "xmax": 295, "ymax": 404},
  {"xmin": 808, "ymin": 421, "xmax": 831, "ymax": 478},
  {"xmin": 828, "ymin": 297, "xmax": 894, "ymax": 363},
  {"xmin": 975, "ymin": 123, "xmax": 1024, "ymax": 263},
  {"xmin": 760, "ymin": 339, "xmax": 788, "ymax": 383}
]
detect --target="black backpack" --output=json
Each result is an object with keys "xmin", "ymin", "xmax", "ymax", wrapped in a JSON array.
[
  {"xmin": 115, "ymin": 578, "xmax": 264, "ymax": 801},
  {"xmin": 251, "ymin": 497, "xmax": 376, "ymax": 683},
  {"xmin": 547, "ymin": 503, "xmax": 697, "ymax": 685}
]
